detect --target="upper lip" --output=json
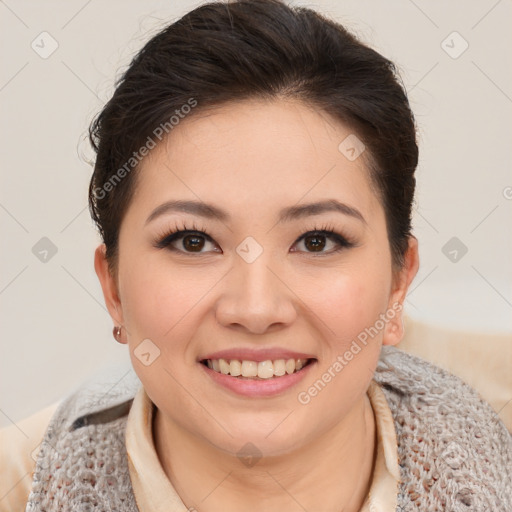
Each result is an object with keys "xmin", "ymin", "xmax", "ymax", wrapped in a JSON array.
[{"xmin": 199, "ymin": 348, "xmax": 316, "ymax": 363}]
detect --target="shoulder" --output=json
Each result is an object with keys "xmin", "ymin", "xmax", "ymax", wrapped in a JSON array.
[
  {"xmin": 375, "ymin": 345, "xmax": 509, "ymax": 424},
  {"xmin": 374, "ymin": 345, "xmax": 512, "ymax": 510},
  {"xmin": 374, "ymin": 345, "xmax": 511, "ymax": 441},
  {"xmin": 25, "ymin": 364, "xmax": 142, "ymax": 512},
  {"xmin": 0, "ymin": 401, "xmax": 60, "ymax": 512},
  {"xmin": 49, "ymin": 362, "xmax": 142, "ymax": 432},
  {"xmin": 0, "ymin": 364, "xmax": 141, "ymax": 512}
]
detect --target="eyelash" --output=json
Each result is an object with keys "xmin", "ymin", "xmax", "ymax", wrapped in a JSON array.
[{"xmin": 152, "ymin": 220, "xmax": 357, "ymax": 256}]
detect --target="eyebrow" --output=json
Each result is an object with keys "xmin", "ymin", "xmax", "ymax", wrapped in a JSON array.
[{"xmin": 145, "ymin": 199, "xmax": 367, "ymax": 226}]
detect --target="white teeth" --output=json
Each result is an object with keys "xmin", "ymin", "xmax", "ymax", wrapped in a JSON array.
[
  {"xmin": 273, "ymin": 359, "xmax": 286, "ymax": 376},
  {"xmin": 257, "ymin": 360, "xmax": 274, "ymax": 379},
  {"xmin": 219, "ymin": 358, "xmax": 230, "ymax": 375},
  {"xmin": 205, "ymin": 357, "xmax": 310, "ymax": 378},
  {"xmin": 285, "ymin": 358, "xmax": 296, "ymax": 374},
  {"xmin": 241, "ymin": 360, "xmax": 258, "ymax": 377},
  {"xmin": 229, "ymin": 359, "xmax": 242, "ymax": 376}
]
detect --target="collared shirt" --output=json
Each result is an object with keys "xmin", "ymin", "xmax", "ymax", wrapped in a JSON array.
[{"xmin": 0, "ymin": 379, "xmax": 399, "ymax": 511}]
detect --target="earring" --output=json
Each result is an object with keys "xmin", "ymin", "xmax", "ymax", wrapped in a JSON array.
[{"xmin": 113, "ymin": 325, "xmax": 123, "ymax": 343}]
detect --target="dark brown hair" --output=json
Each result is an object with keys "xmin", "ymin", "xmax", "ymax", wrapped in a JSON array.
[{"xmin": 88, "ymin": 0, "xmax": 418, "ymax": 278}]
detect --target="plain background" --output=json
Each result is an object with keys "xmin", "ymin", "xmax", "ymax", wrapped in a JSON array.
[{"xmin": 1, "ymin": 0, "xmax": 511, "ymax": 426}]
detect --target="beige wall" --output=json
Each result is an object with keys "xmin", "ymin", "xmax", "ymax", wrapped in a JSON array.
[{"xmin": 1, "ymin": 0, "xmax": 511, "ymax": 426}]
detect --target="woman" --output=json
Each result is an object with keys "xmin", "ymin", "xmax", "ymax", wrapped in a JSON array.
[{"xmin": 2, "ymin": 0, "xmax": 511, "ymax": 511}]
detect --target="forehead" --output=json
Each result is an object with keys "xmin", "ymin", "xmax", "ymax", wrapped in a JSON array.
[{"xmin": 131, "ymin": 98, "xmax": 381, "ymax": 225}]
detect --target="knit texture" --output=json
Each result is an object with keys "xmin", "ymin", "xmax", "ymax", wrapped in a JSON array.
[
  {"xmin": 25, "ymin": 346, "xmax": 512, "ymax": 511},
  {"xmin": 374, "ymin": 347, "xmax": 512, "ymax": 511},
  {"xmin": 25, "ymin": 366, "xmax": 140, "ymax": 512}
]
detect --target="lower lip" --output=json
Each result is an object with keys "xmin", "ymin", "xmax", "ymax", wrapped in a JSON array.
[{"xmin": 199, "ymin": 361, "xmax": 316, "ymax": 397}]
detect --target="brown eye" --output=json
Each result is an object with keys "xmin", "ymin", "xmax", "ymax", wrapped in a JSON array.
[
  {"xmin": 292, "ymin": 229, "xmax": 355, "ymax": 255},
  {"xmin": 154, "ymin": 229, "xmax": 219, "ymax": 254},
  {"xmin": 303, "ymin": 234, "xmax": 327, "ymax": 252},
  {"xmin": 181, "ymin": 234, "xmax": 206, "ymax": 252}
]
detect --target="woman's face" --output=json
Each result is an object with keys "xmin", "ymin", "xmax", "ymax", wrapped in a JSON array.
[{"xmin": 96, "ymin": 98, "xmax": 418, "ymax": 456}]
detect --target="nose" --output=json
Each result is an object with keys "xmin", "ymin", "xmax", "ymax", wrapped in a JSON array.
[{"xmin": 214, "ymin": 252, "xmax": 297, "ymax": 335}]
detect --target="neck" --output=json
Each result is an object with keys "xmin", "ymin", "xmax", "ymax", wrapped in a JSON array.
[{"xmin": 153, "ymin": 392, "xmax": 376, "ymax": 512}]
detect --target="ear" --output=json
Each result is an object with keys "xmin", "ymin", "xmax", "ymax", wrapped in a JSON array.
[
  {"xmin": 94, "ymin": 243, "xmax": 126, "ymax": 342},
  {"xmin": 382, "ymin": 235, "xmax": 419, "ymax": 346}
]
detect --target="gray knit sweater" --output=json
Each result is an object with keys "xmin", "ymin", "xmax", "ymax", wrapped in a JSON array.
[{"xmin": 25, "ymin": 346, "xmax": 512, "ymax": 511}]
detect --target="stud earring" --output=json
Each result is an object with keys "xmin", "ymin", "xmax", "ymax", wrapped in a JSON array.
[{"xmin": 113, "ymin": 325, "xmax": 123, "ymax": 343}]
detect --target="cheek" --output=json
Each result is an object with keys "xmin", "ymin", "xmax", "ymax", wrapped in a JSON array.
[
  {"xmin": 121, "ymin": 271, "xmax": 171, "ymax": 338},
  {"xmin": 119, "ymin": 259, "xmax": 219, "ymax": 387},
  {"xmin": 316, "ymin": 265, "xmax": 391, "ymax": 342},
  {"xmin": 119, "ymin": 263, "xmax": 208, "ymax": 415},
  {"xmin": 295, "ymin": 275, "xmax": 387, "ymax": 421},
  {"xmin": 120, "ymin": 254, "xmax": 202, "ymax": 338}
]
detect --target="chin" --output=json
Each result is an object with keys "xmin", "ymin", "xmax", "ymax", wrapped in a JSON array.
[{"xmin": 199, "ymin": 412, "xmax": 312, "ymax": 460}]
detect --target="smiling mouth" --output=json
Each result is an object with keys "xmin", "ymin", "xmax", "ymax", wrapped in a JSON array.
[{"xmin": 200, "ymin": 358, "xmax": 316, "ymax": 379}]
